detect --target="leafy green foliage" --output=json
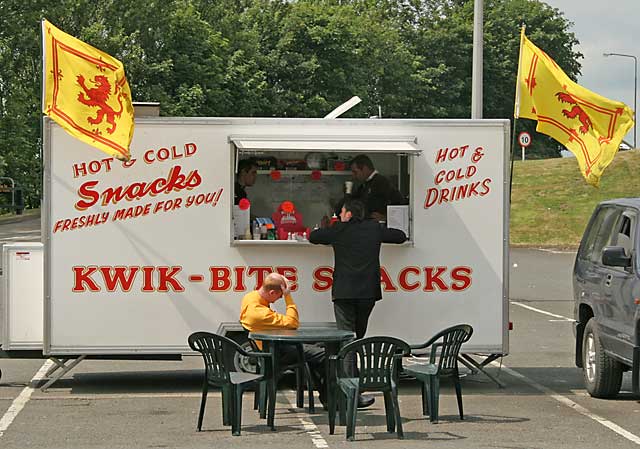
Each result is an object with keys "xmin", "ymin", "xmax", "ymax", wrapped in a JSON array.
[{"xmin": 0, "ymin": 0, "xmax": 582, "ymax": 206}]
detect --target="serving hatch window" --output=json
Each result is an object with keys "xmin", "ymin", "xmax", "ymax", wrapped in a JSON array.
[{"xmin": 230, "ymin": 136, "xmax": 419, "ymax": 242}]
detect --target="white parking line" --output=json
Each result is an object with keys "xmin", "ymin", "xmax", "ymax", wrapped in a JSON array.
[
  {"xmin": 0, "ymin": 360, "xmax": 53, "ymax": 438},
  {"xmin": 505, "ymin": 301, "xmax": 639, "ymax": 444},
  {"xmin": 538, "ymin": 248, "xmax": 576, "ymax": 255},
  {"xmin": 285, "ymin": 394, "xmax": 329, "ymax": 448},
  {"xmin": 511, "ymin": 301, "xmax": 575, "ymax": 321},
  {"xmin": 30, "ymin": 392, "xmax": 203, "ymax": 400},
  {"xmin": 495, "ymin": 362, "xmax": 640, "ymax": 445}
]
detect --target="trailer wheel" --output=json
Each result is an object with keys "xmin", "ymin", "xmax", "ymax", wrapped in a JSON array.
[
  {"xmin": 227, "ymin": 332, "xmax": 259, "ymax": 374},
  {"xmin": 582, "ymin": 318, "xmax": 623, "ymax": 398}
]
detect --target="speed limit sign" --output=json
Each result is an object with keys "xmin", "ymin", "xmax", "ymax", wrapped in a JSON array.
[{"xmin": 518, "ymin": 131, "xmax": 532, "ymax": 148}]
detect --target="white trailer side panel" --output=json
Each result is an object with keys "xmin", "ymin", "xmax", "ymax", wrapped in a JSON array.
[
  {"xmin": 1, "ymin": 242, "xmax": 44, "ymax": 350},
  {"xmin": 44, "ymin": 118, "xmax": 509, "ymax": 355}
]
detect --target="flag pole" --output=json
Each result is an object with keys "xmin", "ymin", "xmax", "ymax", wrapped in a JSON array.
[
  {"xmin": 41, "ymin": 19, "xmax": 46, "ymax": 116},
  {"xmin": 513, "ymin": 25, "xmax": 525, "ymax": 119},
  {"xmin": 509, "ymin": 119, "xmax": 519, "ymax": 202},
  {"xmin": 40, "ymin": 19, "xmax": 46, "ymax": 214},
  {"xmin": 510, "ymin": 25, "xmax": 526, "ymax": 200}
]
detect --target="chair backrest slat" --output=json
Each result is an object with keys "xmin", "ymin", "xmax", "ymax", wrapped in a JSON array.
[
  {"xmin": 429, "ymin": 325, "xmax": 473, "ymax": 371},
  {"xmin": 188, "ymin": 331, "xmax": 244, "ymax": 384},
  {"xmin": 337, "ymin": 336, "xmax": 411, "ymax": 390}
]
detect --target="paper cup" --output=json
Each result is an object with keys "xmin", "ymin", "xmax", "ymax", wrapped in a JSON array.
[{"xmin": 345, "ymin": 181, "xmax": 353, "ymax": 194}]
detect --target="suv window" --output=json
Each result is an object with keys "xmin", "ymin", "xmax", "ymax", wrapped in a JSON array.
[
  {"xmin": 612, "ymin": 213, "xmax": 635, "ymax": 256},
  {"xmin": 580, "ymin": 206, "xmax": 620, "ymax": 263}
]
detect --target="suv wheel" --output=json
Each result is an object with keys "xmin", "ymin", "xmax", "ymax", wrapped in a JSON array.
[{"xmin": 582, "ymin": 318, "xmax": 623, "ymax": 398}]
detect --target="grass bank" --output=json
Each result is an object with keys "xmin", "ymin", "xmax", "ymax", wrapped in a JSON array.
[{"xmin": 510, "ymin": 150, "xmax": 640, "ymax": 249}]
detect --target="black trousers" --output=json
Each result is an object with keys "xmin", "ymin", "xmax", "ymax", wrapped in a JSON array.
[
  {"xmin": 333, "ymin": 299, "xmax": 376, "ymax": 377},
  {"xmin": 278, "ymin": 343, "xmax": 326, "ymax": 393}
]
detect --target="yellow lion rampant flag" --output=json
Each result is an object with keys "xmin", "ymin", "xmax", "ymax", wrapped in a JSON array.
[
  {"xmin": 42, "ymin": 19, "xmax": 134, "ymax": 161},
  {"xmin": 515, "ymin": 28, "xmax": 634, "ymax": 186}
]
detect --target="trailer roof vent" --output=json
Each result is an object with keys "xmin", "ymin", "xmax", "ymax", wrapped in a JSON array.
[{"xmin": 133, "ymin": 102, "xmax": 160, "ymax": 117}]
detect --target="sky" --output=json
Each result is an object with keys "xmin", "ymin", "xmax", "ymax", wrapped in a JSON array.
[{"xmin": 539, "ymin": 0, "xmax": 639, "ymax": 146}]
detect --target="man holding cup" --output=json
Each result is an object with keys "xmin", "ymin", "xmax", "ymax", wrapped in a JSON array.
[{"xmin": 348, "ymin": 154, "xmax": 404, "ymax": 221}]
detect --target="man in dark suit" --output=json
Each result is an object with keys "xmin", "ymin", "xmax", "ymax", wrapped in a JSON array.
[
  {"xmin": 309, "ymin": 199, "xmax": 407, "ymax": 408},
  {"xmin": 349, "ymin": 154, "xmax": 405, "ymax": 221}
]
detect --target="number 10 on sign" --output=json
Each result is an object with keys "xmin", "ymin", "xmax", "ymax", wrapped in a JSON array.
[{"xmin": 518, "ymin": 132, "xmax": 531, "ymax": 161}]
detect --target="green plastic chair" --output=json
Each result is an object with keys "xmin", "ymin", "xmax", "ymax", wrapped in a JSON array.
[
  {"xmin": 328, "ymin": 336, "xmax": 411, "ymax": 441},
  {"xmin": 188, "ymin": 331, "xmax": 273, "ymax": 436},
  {"xmin": 404, "ymin": 324, "xmax": 473, "ymax": 423}
]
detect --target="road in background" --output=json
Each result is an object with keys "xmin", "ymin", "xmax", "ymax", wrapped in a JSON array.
[
  {"xmin": 510, "ymin": 247, "xmax": 576, "ymax": 303},
  {"xmin": 0, "ymin": 211, "xmax": 40, "ymax": 242}
]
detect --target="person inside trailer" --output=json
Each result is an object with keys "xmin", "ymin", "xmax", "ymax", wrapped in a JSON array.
[
  {"xmin": 349, "ymin": 154, "xmax": 405, "ymax": 221},
  {"xmin": 235, "ymin": 158, "xmax": 258, "ymax": 205}
]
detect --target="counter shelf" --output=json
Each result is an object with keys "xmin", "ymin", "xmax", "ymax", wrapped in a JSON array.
[
  {"xmin": 256, "ymin": 170, "xmax": 352, "ymax": 176},
  {"xmin": 230, "ymin": 239, "xmax": 414, "ymax": 247}
]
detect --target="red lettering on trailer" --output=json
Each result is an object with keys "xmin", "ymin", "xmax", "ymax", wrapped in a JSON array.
[
  {"xmin": 143, "ymin": 143, "xmax": 197, "ymax": 164},
  {"xmin": 101, "ymin": 266, "xmax": 139, "ymax": 292},
  {"xmin": 208, "ymin": 266, "xmax": 299, "ymax": 292},
  {"xmin": 71, "ymin": 264, "xmax": 473, "ymax": 295},
  {"xmin": 435, "ymin": 145, "xmax": 469, "ymax": 164},
  {"xmin": 246, "ymin": 267, "xmax": 272, "ymax": 290},
  {"xmin": 276, "ymin": 266, "xmax": 298, "ymax": 292},
  {"xmin": 157, "ymin": 266, "xmax": 184, "ymax": 292},
  {"xmin": 312, "ymin": 267, "xmax": 333, "ymax": 291},
  {"xmin": 72, "ymin": 266, "xmax": 100, "ymax": 292},
  {"xmin": 424, "ymin": 178, "xmax": 492, "ymax": 209},
  {"xmin": 141, "ymin": 266, "xmax": 155, "ymax": 292},
  {"xmin": 209, "ymin": 267, "xmax": 232, "ymax": 292},
  {"xmin": 74, "ymin": 165, "xmax": 202, "ymax": 210},
  {"xmin": 398, "ymin": 266, "xmax": 421, "ymax": 291},
  {"xmin": 434, "ymin": 165, "xmax": 477, "ymax": 185},
  {"xmin": 424, "ymin": 266, "xmax": 449, "ymax": 292},
  {"xmin": 451, "ymin": 266, "xmax": 473, "ymax": 291},
  {"xmin": 380, "ymin": 267, "xmax": 398, "ymax": 292},
  {"xmin": 72, "ymin": 265, "xmax": 184, "ymax": 292},
  {"xmin": 76, "ymin": 181, "xmax": 100, "ymax": 211},
  {"xmin": 233, "ymin": 266, "xmax": 246, "ymax": 292}
]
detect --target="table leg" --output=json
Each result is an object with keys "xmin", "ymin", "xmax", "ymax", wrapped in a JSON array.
[
  {"xmin": 267, "ymin": 341, "xmax": 279, "ymax": 431},
  {"xmin": 325, "ymin": 342, "xmax": 346, "ymax": 426}
]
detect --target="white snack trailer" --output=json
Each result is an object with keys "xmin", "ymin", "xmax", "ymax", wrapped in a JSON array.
[{"xmin": 43, "ymin": 117, "xmax": 510, "ymax": 379}]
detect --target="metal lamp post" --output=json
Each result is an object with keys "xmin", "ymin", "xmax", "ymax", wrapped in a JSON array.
[
  {"xmin": 471, "ymin": 0, "xmax": 483, "ymax": 119},
  {"xmin": 604, "ymin": 52, "xmax": 637, "ymax": 149}
]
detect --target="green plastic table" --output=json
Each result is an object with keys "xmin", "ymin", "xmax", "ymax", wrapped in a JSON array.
[{"xmin": 249, "ymin": 327, "xmax": 355, "ymax": 430}]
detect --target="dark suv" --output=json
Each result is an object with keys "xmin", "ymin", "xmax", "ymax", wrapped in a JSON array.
[{"xmin": 574, "ymin": 198, "xmax": 640, "ymax": 398}]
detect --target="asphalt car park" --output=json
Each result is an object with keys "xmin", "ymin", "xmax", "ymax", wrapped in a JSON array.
[{"xmin": 2, "ymin": 300, "xmax": 640, "ymax": 449}]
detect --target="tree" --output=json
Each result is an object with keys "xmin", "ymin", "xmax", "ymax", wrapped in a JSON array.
[
  {"xmin": 0, "ymin": 1, "xmax": 62, "ymax": 208},
  {"xmin": 241, "ymin": 0, "xmax": 436, "ymax": 118}
]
